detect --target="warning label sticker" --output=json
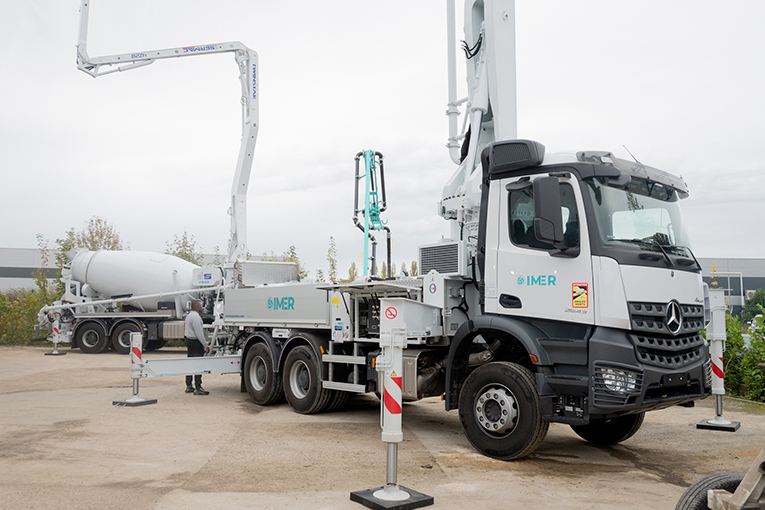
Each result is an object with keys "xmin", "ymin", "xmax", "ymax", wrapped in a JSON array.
[{"xmin": 572, "ymin": 283, "xmax": 589, "ymax": 308}]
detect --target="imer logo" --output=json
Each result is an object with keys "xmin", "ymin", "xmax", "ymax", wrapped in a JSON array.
[
  {"xmin": 268, "ymin": 297, "xmax": 295, "ymax": 311},
  {"xmin": 517, "ymin": 275, "xmax": 557, "ymax": 286}
]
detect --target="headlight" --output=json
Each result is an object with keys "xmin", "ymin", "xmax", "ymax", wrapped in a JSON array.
[{"xmin": 602, "ymin": 368, "xmax": 637, "ymax": 393}]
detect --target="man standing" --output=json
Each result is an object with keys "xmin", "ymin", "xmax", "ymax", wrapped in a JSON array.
[{"xmin": 184, "ymin": 300, "xmax": 210, "ymax": 395}]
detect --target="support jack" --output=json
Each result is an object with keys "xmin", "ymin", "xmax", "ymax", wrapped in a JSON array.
[
  {"xmin": 44, "ymin": 342, "xmax": 66, "ymax": 356},
  {"xmin": 113, "ymin": 332, "xmax": 157, "ymax": 407},
  {"xmin": 351, "ymin": 445, "xmax": 433, "ymax": 510},
  {"xmin": 113, "ymin": 379, "xmax": 157, "ymax": 407},
  {"xmin": 697, "ymin": 395, "xmax": 740, "ymax": 432}
]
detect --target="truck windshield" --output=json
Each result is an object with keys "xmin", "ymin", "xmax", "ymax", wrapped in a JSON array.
[{"xmin": 584, "ymin": 177, "xmax": 693, "ymax": 257}]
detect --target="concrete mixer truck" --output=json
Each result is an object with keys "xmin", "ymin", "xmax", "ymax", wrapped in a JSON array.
[{"xmin": 37, "ymin": 249, "xmax": 221, "ymax": 354}]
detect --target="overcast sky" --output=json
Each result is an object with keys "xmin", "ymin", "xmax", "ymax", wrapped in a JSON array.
[{"xmin": 1, "ymin": 1, "xmax": 763, "ymax": 278}]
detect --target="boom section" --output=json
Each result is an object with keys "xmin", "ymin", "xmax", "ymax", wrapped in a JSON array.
[{"xmin": 76, "ymin": 0, "xmax": 258, "ymax": 263}]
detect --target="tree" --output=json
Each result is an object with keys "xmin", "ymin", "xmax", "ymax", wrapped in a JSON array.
[
  {"xmin": 743, "ymin": 289, "xmax": 765, "ymax": 322},
  {"xmin": 327, "ymin": 237, "xmax": 338, "ymax": 284},
  {"xmin": 380, "ymin": 262, "xmax": 387, "ymax": 279},
  {"xmin": 410, "ymin": 261, "xmax": 418, "ymax": 277},
  {"xmin": 345, "ymin": 262, "xmax": 358, "ymax": 283},
  {"xmin": 166, "ymin": 230, "xmax": 204, "ymax": 265},
  {"xmin": 212, "ymin": 246, "xmax": 224, "ymax": 266},
  {"xmin": 74, "ymin": 216, "xmax": 123, "ymax": 251},
  {"xmin": 390, "ymin": 262, "xmax": 397, "ymax": 278},
  {"xmin": 400, "ymin": 262, "xmax": 409, "ymax": 276},
  {"xmin": 315, "ymin": 269, "xmax": 325, "ymax": 283}
]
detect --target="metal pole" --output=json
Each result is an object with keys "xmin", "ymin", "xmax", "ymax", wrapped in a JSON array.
[{"xmin": 386, "ymin": 443, "xmax": 398, "ymax": 486}]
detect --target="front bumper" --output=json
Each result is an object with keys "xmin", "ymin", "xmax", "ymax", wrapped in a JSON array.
[{"xmin": 539, "ymin": 326, "xmax": 711, "ymax": 424}]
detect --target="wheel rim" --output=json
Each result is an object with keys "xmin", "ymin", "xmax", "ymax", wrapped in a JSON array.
[
  {"xmin": 81, "ymin": 330, "xmax": 100, "ymax": 348},
  {"xmin": 289, "ymin": 360, "xmax": 311, "ymax": 399},
  {"xmin": 117, "ymin": 330, "xmax": 133, "ymax": 349},
  {"xmin": 250, "ymin": 356, "xmax": 267, "ymax": 391},
  {"xmin": 474, "ymin": 384, "xmax": 519, "ymax": 436}
]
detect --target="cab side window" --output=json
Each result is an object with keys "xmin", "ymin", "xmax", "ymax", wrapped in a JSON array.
[{"xmin": 508, "ymin": 182, "xmax": 579, "ymax": 250}]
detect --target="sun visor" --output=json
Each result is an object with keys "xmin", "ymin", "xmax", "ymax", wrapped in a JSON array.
[{"xmin": 577, "ymin": 151, "xmax": 688, "ymax": 196}]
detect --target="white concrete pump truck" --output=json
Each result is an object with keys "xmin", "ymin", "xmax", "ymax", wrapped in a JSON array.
[{"xmin": 38, "ymin": 0, "xmax": 712, "ymax": 461}]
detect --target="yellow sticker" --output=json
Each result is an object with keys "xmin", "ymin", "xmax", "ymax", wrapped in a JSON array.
[
  {"xmin": 572, "ymin": 283, "xmax": 588, "ymax": 308},
  {"xmin": 332, "ymin": 297, "xmax": 339, "ymax": 305},
  {"xmin": 391, "ymin": 371, "xmax": 397, "ymax": 377}
]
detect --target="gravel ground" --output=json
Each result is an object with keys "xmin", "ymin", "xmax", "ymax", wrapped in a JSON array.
[{"xmin": 1, "ymin": 345, "xmax": 763, "ymax": 510}]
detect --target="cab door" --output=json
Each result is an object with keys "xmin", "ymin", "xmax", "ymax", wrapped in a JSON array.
[{"xmin": 483, "ymin": 171, "xmax": 594, "ymax": 325}]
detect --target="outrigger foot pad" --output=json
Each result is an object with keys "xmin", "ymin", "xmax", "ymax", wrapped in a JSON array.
[{"xmin": 350, "ymin": 486, "xmax": 433, "ymax": 510}]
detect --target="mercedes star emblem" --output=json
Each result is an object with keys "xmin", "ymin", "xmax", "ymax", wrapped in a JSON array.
[{"xmin": 666, "ymin": 301, "xmax": 683, "ymax": 335}]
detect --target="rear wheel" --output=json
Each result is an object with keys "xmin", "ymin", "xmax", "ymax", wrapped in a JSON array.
[
  {"xmin": 76, "ymin": 323, "xmax": 109, "ymax": 354},
  {"xmin": 244, "ymin": 343, "xmax": 284, "ymax": 405},
  {"xmin": 283, "ymin": 345, "xmax": 331, "ymax": 414},
  {"xmin": 570, "ymin": 412, "xmax": 645, "ymax": 446},
  {"xmin": 325, "ymin": 390, "xmax": 351, "ymax": 412},
  {"xmin": 111, "ymin": 323, "xmax": 140, "ymax": 355},
  {"xmin": 675, "ymin": 472, "xmax": 743, "ymax": 510},
  {"xmin": 458, "ymin": 362, "xmax": 549, "ymax": 460}
]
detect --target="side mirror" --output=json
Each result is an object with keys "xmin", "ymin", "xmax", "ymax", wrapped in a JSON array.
[{"xmin": 533, "ymin": 177, "xmax": 564, "ymax": 245}]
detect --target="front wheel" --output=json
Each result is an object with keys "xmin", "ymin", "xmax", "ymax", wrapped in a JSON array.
[
  {"xmin": 458, "ymin": 362, "xmax": 549, "ymax": 460},
  {"xmin": 570, "ymin": 412, "xmax": 645, "ymax": 446},
  {"xmin": 283, "ymin": 345, "xmax": 331, "ymax": 414},
  {"xmin": 244, "ymin": 343, "xmax": 284, "ymax": 405},
  {"xmin": 675, "ymin": 472, "xmax": 743, "ymax": 510},
  {"xmin": 76, "ymin": 323, "xmax": 109, "ymax": 354}
]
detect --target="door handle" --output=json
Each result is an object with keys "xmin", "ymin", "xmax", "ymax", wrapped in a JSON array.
[{"xmin": 499, "ymin": 294, "xmax": 522, "ymax": 309}]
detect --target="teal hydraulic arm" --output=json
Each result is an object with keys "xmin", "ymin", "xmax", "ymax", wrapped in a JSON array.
[{"xmin": 353, "ymin": 151, "xmax": 390, "ymax": 277}]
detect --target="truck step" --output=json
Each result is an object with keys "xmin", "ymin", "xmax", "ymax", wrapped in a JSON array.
[
  {"xmin": 322, "ymin": 381, "xmax": 367, "ymax": 393},
  {"xmin": 322, "ymin": 354, "xmax": 366, "ymax": 365}
]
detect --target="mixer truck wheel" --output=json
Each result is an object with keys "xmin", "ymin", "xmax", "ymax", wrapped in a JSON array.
[
  {"xmin": 458, "ymin": 362, "xmax": 549, "ymax": 460},
  {"xmin": 244, "ymin": 343, "xmax": 284, "ymax": 405},
  {"xmin": 283, "ymin": 345, "xmax": 332, "ymax": 414},
  {"xmin": 76, "ymin": 323, "xmax": 109, "ymax": 354},
  {"xmin": 111, "ymin": 323, "xmax": 140, "ymax": 355}
]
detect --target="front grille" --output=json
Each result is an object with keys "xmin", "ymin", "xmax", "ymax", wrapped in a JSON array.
[
  {"xmin": 627, "ymin": 301, "xmax": 707, "ymax": 370},
  {"xmin": 631, "ymin": 332, "xmax": 705, "ymax": 369},
  {"xmin": 628, "ymin": 301, "xmax": 705, "ymax": 335}
]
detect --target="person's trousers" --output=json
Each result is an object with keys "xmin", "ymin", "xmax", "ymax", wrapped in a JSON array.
[{"xmin": 185, "ymin": 338, "xmax": 204, "ymax": 388}]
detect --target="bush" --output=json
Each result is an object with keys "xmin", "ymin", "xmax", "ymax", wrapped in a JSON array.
[
  {"xmin": 0, "ymin": 287, "xmax": 53, "ymax": 345},
  {"xmin": 720, "ymin": 313, "xmax": 765, "ymax": 402}
]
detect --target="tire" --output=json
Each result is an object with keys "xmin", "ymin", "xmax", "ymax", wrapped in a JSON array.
[
  {"xmin": 570, "ymin": 412, "xmax": 645, "ymax": 446},
  {"xmin": 325, "ymin": 390, "xmax": 351, "ymax": 412},
  {"xmin": 675, "ymin": 472, "xmax": 744, "ymax": 510},
  {"xmin": 458, "ymin": 362, "xmax": 549, "ymax": 460},
  {"xmin": 111, "ymin": 323, "xmax": 141, "ymax": 355},
  {"xmin": 76, "ymin": 323, "xmax": 109, "ymax": 354},
  {"xmin": 144, "ymin": 340, "xmax": 166, "ymax": 351},
  {"xmin": 244, "ymin": 343, "xmax": 284, "ymax": 405},
  {"xmin": 283, "ymin": 345, "xmax": 332, "ymax": 414}
]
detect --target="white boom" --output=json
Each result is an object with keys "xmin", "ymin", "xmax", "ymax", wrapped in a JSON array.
[
  {"xmin": 442, "ymin": 0, "xmax": 517, "ymax": 243},
  {"xmin": 76, "ymin": 0, "xmax": 258, "ymax": 263}
]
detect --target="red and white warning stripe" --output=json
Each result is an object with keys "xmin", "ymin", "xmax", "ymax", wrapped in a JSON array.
[{"xmin": 384, "ymin": 373, "xmax": 403, "ymax": 415}]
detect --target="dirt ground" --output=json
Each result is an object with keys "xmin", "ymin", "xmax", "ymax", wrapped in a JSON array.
[{"xmin": 1, "ymin": 345, "xmax": 763, "ymax": 510}]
